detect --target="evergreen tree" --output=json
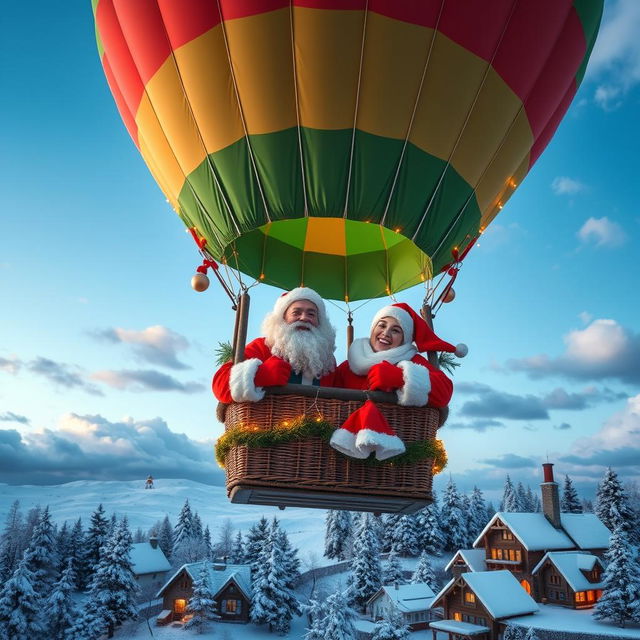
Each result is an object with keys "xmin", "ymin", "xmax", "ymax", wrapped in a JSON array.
[
  {"xmin": 69, "ymin": 517, "xmax": 88, "ymax": 590},
  {"xmin": 502, "ymin": 475, "xmax": 520, "ymax": 512},
  {"xmin": 0, "ymin": 558, "xmax": 44, "ymax": 640},
  {"xmin": 524, "ymin": 486, "xmax": 536, "ymax": 512},
  {"xmin": 411, "ymin": 551, "xmax": 438, "ymax": 591},
  {"xmin": 381, "ymin": 515, "xmax": 401, "ymax": 553},
  {"xmin": 230, "ymin": 530, "xmax": 245, "ymax": 563},
  {"xmin": 460, "ymin": 494, "xmax": 475, "ymax": 548},
  {"xmin": 192, "ymin": 512, "xmax": 204, "ymax": 541},
  {"xmin": 22, "ymin": 505, "xmax": 41, "ymax": 554},
  {"xmin": 486, "ymin": 501, "xmax": 496, "ymax": 520},
  {"xmin": 322, "ymin": 589, "xmax": 357, "ymax": 640},
  {"xmin": 0, "ymin": 500, "xmax": 23, "ymax": 582},
  {"xmin": 184, "ymin": 561, "xmax": 220, "ymax": 632},
  {"xmin": 596, "ymin": 468, "xmax": 637, "ymax": 541},
  {"xmin": 56, "ymin": 522, "xmax": 71, "ymax": 571},
  {"xmin": 561, "ymin": 475, "xmax": 583, "ymax": 513},
  {"xmin": 440, "ymin": 478, "xmax": 468, "ymax": 551},
  {"xmin": 276, "ymin": 522, "xmax": 301, "ymax": 590},
  {"xmin": 303, "ymin": 596, "xmax": 327, "ymax": 640},
  {"xmin": 415, "ymin": 500, "xmax": 444, "ymax": 556},
  {"xmin": 516, "ymin": 483, "xmax": 528, "ymax": 513},
  {"xmin": 173, "ymin": 498, "xmax": 194, "ymax": 555},
  {"xmin": 47, "ymin": 559, "xmax": 78, "ymax": 640},
  {"xmin": 23, "ymin": 506, "xmax": 59, "ymax": 598},
  {"xmin": 133, "ymin": 527, "xmax": 146, "ymax": 543},
  {"xmin": 382, "ymin": 550, "xmax": 405, "ymax": 585},
  {"xmin": 350, "ymin": 513, "xmax": 382, "ymax": 609},
  {"xmin": 203, "ymin": 525, "xmax": 213, "ymax": 560},
  {"xmin": 593, "ymin": 510, "xmax": 640, "ymax": 628},
  {"xmin": 371, "ymin": 607, "xmax": 410, "ymax": 640},
  {"xmin": 245, "ymin": 516, "xmax": 270, "ymax": 575},
  {"xmin": 158, "ymin": 514, "xmax": 173, "ymax": 559},
  {"xmin": 468, "ymin": 486, "xmax": 488, "ymax": 540},
  {"xmin": 582, "ymin": 498, "xmax": 594, "ymax": 513},
  {"xmin": 390, "ymin": 515, "xmax": 420, "ymax": 557},
  {"xmin": 214, "ymin": 518, "xmax": 235, "ymax": 558},
  {"xmin": 85, "ymin": 504, "xmax": 109, "ymax": 571},
  {"xmin": 523, "ymin": 627, "xmax": 539, "ymax": 640},
  {"xmin": 532, "ymin": 494, "xmax": 542, "ymax": 513},
  {"xmin": 325, "ymin": 510, "xmax": 352, "ymax": 560},
  {"xmin": 503, "ymin": 624, "xmax": 525, "ymax": 640},
  {"xmin": 67, "ymin": 598, "xmax": 109, "ymax": 640}
]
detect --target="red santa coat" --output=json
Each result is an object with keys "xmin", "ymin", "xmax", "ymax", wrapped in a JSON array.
[
  {"xmin": 213, "ymin": 337, "xmax": 337, "ymax": 404},
  {"xmin": 333, "ymin": 354, "xmax": 452, "ymax": 408}
]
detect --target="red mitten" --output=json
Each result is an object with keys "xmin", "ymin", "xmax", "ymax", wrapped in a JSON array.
[
  {"xmin": 367, "ymin": 360, "xmax": 404, "ymax": 392},
  {"xmin": 254, "ymin": 356, "xmax": 291, "ymax": 387}
]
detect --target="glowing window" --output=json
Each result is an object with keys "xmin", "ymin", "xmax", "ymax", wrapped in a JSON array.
[
  {"xmin": 520, "ymin": 579, "xmax": 531, "ymax": 594},
  {"xmin": 465, "ymin": 592, "xmax": 476, "ymax": 604},
  {"xmin": 174, "ymin": 599, "xmax": 186, "ymax": 614},
  {"xmin": 454, "ymin": 612, "xmax": 462, "ymax": 621},
  {"xmin": 575, "ymin": 592, "xmax": 586, "ymax": 603}
]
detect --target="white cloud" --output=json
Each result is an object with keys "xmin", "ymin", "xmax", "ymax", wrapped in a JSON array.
[
  {"xmin": 578, "ymin": 311, "xmax": 593, "ymax": 325},
  {"xmin": 551, "ymin": 177, "xmax": 585, "ymax": 196},
  {"xmin": 594, "ymin": 84, "xmax": 623, "ymax": 111},
  {"xmin": 577, "ymin": 216, "xmax": 627, "ymax": 248},
  {"xmin": 91, "ymin": 369, "xmax": 204, "ymax": 393}
]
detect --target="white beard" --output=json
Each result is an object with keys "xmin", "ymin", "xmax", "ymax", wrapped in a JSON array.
[{"xmin": 262, "ymin": 315, "xmax": 336, "ymax": 379}]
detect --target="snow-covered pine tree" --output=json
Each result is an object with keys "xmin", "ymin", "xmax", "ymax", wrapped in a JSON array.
[
  {"xmin": 303, "ymin": 596, "xmax": 327, "ymax": 640},
  {"xmin": 381, "ymin": 514, "xmax": 401, "ymax": 552},
  {"xmin": 69, "ymin": 517, "xmax": 88, "ymax": 590},
  {"xmin": 582, "ymin": 498, "xmax": 594, "ymax": 513},
  {"xmin": 67, "ymin": 598, "xmax": 110, "ymax": 640},
  {"xmin": 133, "ymin": 527, "xmax": 146, "ymax": 543},
  {"xmin": 56, "ymin": 522, "xmax": 71, "ymax": 575},
  {"xmin": 244, "ymin": 516, "xmax": 270, "ymax": 575},
  {"xmin": 230, "ymin": 530, "xmax": 245, "ymax": 563},
  {"xmin": 325, "ymin": 510, "xmax": 353, "ymax": 560},
  {"xmin": 596, "ymin": 467, "xmax": 637, "ymax": 542},
  {"xmin": 350, "ymin": 513, "xmax": 382, "ymax": 609},
  {"xmin": 486, "ymin": 501, "xmax": 496, "ymax": 520},
  {"xmin": 321, "ymin": 589, "xmax": 358, "ymax": 640},
  {"xmin": 192, "ymin": 512, "xmax": 204, "ymax": 541},
  {"xmin": 46, "ymin": 559, "xmax": 78, "ymax": 640},
  {"xmin": 22, "ymin": 505, "xmax": 41, "ymax": 554},
  {"xmin": 276, "ymin": 522, "xmax": 301, "ymax": 590},
  {"xmin": 23, "ymin": 505, "xmax": 59, "ymax": 598},
  {"xmin": 0, "ymin": 499, "xmax": 23, "ymax": 582},
  {"xmin": 390, "ymin": 514, "xmax": 420, "ymax": 557},
  {"xmin": 184, "ymin": 561, "xmax": 221, "ymax": 633},
  {"xmin": 439, "ymin": 478, "xmax": 468, "ymax": 551},
  {"xmin": 173, "ymin": 498, "xmax": 195, "ymax": 554},
  {"xmin": 84, "ymin": 518, "xmax": 140, "ymax": 638},
  {"xmin": 411, "ymin": 551, "xmax": 438, "ymax": 591},
  {"xmin": 593, "ymin": 509, "xmax": 640, "ymax": 628},
  {"xmin": 502, "ymin": 623, "xmax": 525, "ymax": 640},
  {"xmin": 382, "ymin": 550, "xmax": 405, "ymax": 586},
  {"xmin": 158, "ymin": 514, "xmax": 173, "ymax": 559},
  {"xmin": 85, "ymin": 503, "xmax": 109, "ymax": 571},
  {"xmin": 203, "ymin": 525, "xmax": 213, "ymax": 560},
  {"xmin": 523, "ymin": 627, "xmax": 539, "ymax": 640},
  {"xmin": 215, "ymin": 518, "xmax": 235, "ymax": 559},
  {"xmin": 371, "ymin": 606, "xmax": 410, "ymax": 640},
  {"xmin": 415, "ymin": 499, "xmax": 445, "ymax": 556},
  {"xmin": 524, "ymin": 486, "xmax": 536, "ymax": 512},
  {"xmin": 516, "ymin": 483, "xmax": 528, "ymax": 513},
  {"xmin": 561, "ymin": 475, "xmax": 583, "ymax": 513},
  {"xmin": 468, "ymin": 486, "xmax": 488, "ymax": 540},
  {"xmin": 501, "ymin": 475, "xmax": 520, "ymax": 512},
  {"xmin": 0, "ymin": 558, "xmax": 45, "ymax": 640}
]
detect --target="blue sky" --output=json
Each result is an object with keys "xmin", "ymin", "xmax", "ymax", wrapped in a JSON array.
[{"xmin": 0, "ymin": 1, "xmax": 639, "ymax": 499}]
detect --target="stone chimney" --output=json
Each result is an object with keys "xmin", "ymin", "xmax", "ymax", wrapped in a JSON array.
[
  {"xmin": 541, "ymin": 463, "xmax": 561, "ymax": 529},
  {"xmin": 149, "ymin": 536, "xmax": 158, "ymax": 549}
]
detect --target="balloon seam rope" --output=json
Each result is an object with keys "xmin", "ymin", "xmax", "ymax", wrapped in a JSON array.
[
  {"xmin": 342, "ymin": 0, "xmax": 370, "ymax": 219},
  {"xmin": 106, "ymin": 8, "xmax": 229, "ymax": 249},
  {"xmin": 379, "ymin": 0, "xmax": 447, "ymax": 228},
  {"xmin": 433, "ymin": 0, "xmax": 575, "ymax": 257},
  {"xmin": 153, "ymin": 11, "xmax": 240, "ymax": 237},
  {"xmin": 410, "ymin": 0, "xmax": 520, "ymax": 244},
  {"xmin": 216, "ymin": 0, "xmax": 273, "ymax": 225},
  {"xmin": 289, "ymin": 0, "xmax": 309, "ymax": 217}
]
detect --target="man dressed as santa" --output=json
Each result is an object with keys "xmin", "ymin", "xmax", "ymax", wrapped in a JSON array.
[{"xmin": 213, "ymin": 287, "xmax": 337, "ymax": 403}]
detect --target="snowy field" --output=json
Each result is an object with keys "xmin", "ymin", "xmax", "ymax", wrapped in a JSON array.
[{"xmin": 0, "ymin": 479, "xmax": 329, "ymax": 563}]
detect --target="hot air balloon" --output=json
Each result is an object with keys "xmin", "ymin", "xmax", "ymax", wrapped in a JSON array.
[{"xmin": 93, "ymin": 0, "xmax": 603, "ymax": 513}]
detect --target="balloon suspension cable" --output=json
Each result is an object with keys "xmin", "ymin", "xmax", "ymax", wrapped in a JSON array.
[{"xmin": 431, "ymin": 238, "xmax": 477, "ymax": 315}]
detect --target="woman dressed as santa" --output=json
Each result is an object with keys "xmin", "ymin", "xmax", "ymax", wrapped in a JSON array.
[{"xmin": 330, "ymin": 303, "xmax": 466, "ymax": 461}]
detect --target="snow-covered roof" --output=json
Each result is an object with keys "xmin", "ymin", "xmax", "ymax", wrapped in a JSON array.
[
  {"xmin": 473, "ymin": 513, "xmax": 575, "ymax": 551},
  {"xmin": 445, "ymin": 549, "xmax": 487, "ymax": 573},
  {"xmin": 368, "ymin": 583, "xmax": 436, "ymax": 613},
  {"xmin": 430, "ymin": 620, "xmax": 490, "ymax": 635},
  {"xmin": 156, "ymin": 562, "xmax": 252, "ymax": 600},
  {"xmin": 432, "ymin": 572, "xmax": 539, "ymax": 619},
  {"xmin": 532, "ymin": 552, "xmax": 605, "ymax": 593},
  {"xmin": 130, "ymin": 542, "xmax": 171, "ymax": 575},
  {"xmin": 560, "ymin": 514, "xmax": 610, "ymax": 550}
]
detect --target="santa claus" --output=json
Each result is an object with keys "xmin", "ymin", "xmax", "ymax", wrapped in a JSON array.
[
  {"xmin": 212, "ymin": 287, "xmax": 337, "ymax": 403},
  {"xmin": 329, "ymin": 302, "xmax": 466, "ymax": 460}
]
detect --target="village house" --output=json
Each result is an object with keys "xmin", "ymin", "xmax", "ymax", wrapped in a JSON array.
[
  {"xmin": 531, "ymin": 551, "xmax": 605, "ymax": 609},
  {"xmin": 130, "ymin": 536, "xmax": 171, "ymax": 597},
  {"xmin": 156, "ymin": 561, "xmax": 252, "ymax": 625},
  {"xmin": 430, "ymin": 570, "xmax": 539, "ymax": 640},
  {"xmin": 367, "ymin": 583, "xmax": 437, "ymax": 631},
  {"xmin": 445, "ymin": 548, "xmax": 487, "ymax": 579}
]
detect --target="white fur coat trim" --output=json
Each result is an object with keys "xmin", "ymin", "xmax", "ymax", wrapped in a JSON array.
[
  {"xmin": 329, "ymin": 428, "xmax": 369, "ymax": 459},
  {"xmin": 396, "ymin": 360, "xmax": 431, "ymax": 407},
  {"xmin": 355, "ymin": 429, "xmax": 406, "ymax": 460},
  {"xmin": 229, "ymin": 358, "xmax": 265, "ymax": 403},
  {"xmin": 347, "ymin": 338, "xmax": 417, "ymax": 376}
]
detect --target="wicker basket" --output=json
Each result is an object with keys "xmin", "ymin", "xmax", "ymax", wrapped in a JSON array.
[{"xmin": 221, "ymin": 392, "xmax": 441, "ymax": 514}]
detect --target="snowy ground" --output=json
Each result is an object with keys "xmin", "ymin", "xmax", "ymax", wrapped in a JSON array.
[{"xmin": 512, "ymin": 604, "xmax": 640, "ymax": 638}]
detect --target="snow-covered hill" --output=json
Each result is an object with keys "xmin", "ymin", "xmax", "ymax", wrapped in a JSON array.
[{"xmin": 0, "ymin": 479, "xmax": 327, "ymax": 561}]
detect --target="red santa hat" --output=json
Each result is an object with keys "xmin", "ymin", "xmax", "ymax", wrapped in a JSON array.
[
  {"xmin": 270, "ymin": 287, "xmax": 328, "ymax": 324},
  {"xmin": 371, "ymin": 302, "xmax": 468, "ymax": 357}
]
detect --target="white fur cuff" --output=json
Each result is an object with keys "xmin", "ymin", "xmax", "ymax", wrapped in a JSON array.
[
  {"xmin": 355, "ymin": 429, "xmax": 406, "ymax": 461},
  {"xmin": 229, "ymin": 358, "xmax": 266, "ymax": 403},
  {"xmin": 330, "ymin": 429, "xmax": 369, "ymax": 459},
  {"xmin": 396, "ymin": 360, "xmax": 431, "ymax": 407}
]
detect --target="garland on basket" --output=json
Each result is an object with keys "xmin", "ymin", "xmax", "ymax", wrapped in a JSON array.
[{"xmin": 214, "ymin": 415, "xmax": 447, "ymax": 472}]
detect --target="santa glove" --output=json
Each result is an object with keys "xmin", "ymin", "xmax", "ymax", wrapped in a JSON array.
[
  {"xmin": 254, "ymin": 356, "xmax": 291, "ymax": 387},
  {"xmin": 367, "ymin": 360, "xmax": 405, "ymax": 392}
]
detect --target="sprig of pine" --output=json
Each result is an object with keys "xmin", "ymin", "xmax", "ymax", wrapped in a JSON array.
[
  {"xmin": 214, "ymin": 341, "xmax": 234, "ymax": 366},
  {"xmin": 438, "ymin": 351, "xmax": 460, "ymax": 375}
]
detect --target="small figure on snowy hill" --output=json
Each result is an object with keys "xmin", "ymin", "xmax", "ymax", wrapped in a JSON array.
[
  {"xmin": 330, "ymin": 303, "xmax": 465, "ymax": 460},
  {"xmin": 213, "ymin": 287, "xmax": 339, "ymax": 403},
  {"xmin": 145, "ymin": 475, "xmax": 154, "ymax": 489}
]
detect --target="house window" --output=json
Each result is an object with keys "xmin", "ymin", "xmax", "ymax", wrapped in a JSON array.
[
  {"xmin": 549, "ymin": 574, "xmax": 560, "ymax": 585},
  {"xmin": 180, "ymin": 578, "xmax": 190, "ymax": 590},
  {"xmin": 501, "ymin": 530, "xmax": 514, "ymax": 541},
  {"xmin": 575, "ymin": 592, "xmax": 586, "ymax": 603},
  {"xmin": 453, "ymin": 612, "xmax": 462, "ymax": 621},
  {"xmin": 558, "ymin": 592, "xmax": 566, "ymax": 601},
  {"xmin": 174, "ymin": 599, "xmax": 187, "ymax": 614},
  {"xmin": 477, "ymin": 617, "xmax": 486, "ymax": 626},
  {"xmin": 222, "ymin": 599, "xmax": 242, "ymax": 615},
  {"xmin": 587, "ymin": 590, "xmax": 595, "ymax": 602},
  {"xmin": 464, "ymin": 592, "xmax": 476, "ymax": 605},
  {"xmin": 520, "ymin": 579, "xmax": 531, "ymax": 594}
]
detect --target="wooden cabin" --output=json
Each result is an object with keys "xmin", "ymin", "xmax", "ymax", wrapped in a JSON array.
[
  {"xmin": 531, "ymin": 551, "xmax": 605, "ymax": 609},
  {"xmin": 156, "ymin": 561, "xmax": 252, "ymax": 624},
  {"xmin": 130, "ymin": 537, "xmax": 171, "ymax": 597},
  {"xmin": 429, "ymin": 570, "xmax": 539, "ymax": 640},
  {"xmin": 367, "ymin": 583, "xmax": 437, "ymax": 631},
  {"xmin": 445, "ymin": 549, "xmax": 487, "ymax": 579}
]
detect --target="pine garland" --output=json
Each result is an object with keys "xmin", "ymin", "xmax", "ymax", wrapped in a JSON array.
[{"xmin": 215, "ymin": 416, "xmax": 447, "ymax": 472}]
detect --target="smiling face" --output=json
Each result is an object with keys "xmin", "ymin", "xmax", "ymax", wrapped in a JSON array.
[
  {"xmin": 283, "ymin": 299, "xmax": 319, "ymax": 328},
  {"xmin": 370, "ymin": 316, "xmax": 405, "ymax": 352}
]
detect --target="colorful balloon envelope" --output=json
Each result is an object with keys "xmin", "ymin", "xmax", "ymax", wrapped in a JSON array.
[{"xmin": 93, "ymin": 0, "xmax": 603, "ymax": 301}]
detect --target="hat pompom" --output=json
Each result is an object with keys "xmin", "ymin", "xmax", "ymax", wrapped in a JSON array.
[{"xmin": 455, "ymin": 343, "xmax": 468, "ymax": 358}]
